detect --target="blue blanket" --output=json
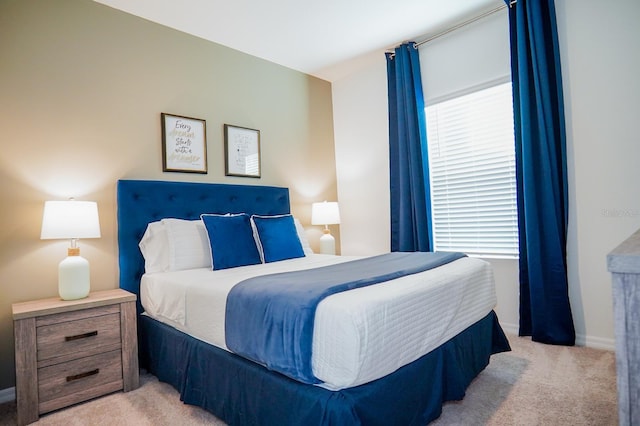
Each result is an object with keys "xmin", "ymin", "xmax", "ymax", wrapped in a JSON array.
[{"xmin": 225, "ymin": 251, "xmax": 466, "ymax": 384}]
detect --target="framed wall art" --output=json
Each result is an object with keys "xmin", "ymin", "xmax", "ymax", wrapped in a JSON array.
[
  {"xmin": 224, "ymin": 124, "xmax": 261, "ymax": 178},
  {"xmin": 161, "ymin": 113, "xmax": 207, "ymax": 173}
]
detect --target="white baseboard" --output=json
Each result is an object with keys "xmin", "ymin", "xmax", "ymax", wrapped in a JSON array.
[
  {"xmin": 576, "ymin": 333, "xmax": 616, "ymax": 351},
  {"xmin": 499, "ymin": 321, "xmax": 615, "ymax": 351},
  {"xmin": 0, "ymin": 387, "xmax": 15, "ymax": 404},
  {"xmin": 499, "ymin": 321, "xmax": 519, "ymax": 336}
]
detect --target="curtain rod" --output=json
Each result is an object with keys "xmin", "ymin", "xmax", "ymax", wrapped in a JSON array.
[{"xmin": 387, "ymin": 1, "xmax": 516, "ymax": 55}]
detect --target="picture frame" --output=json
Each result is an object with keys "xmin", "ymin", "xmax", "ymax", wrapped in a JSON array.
[
  {"xmin": 224, "ymin": 124, "xmax": 261, "ymax": 178},
  {"xmin": 161, "ymin": 113, "xmax": 208, "ymax": 174}
]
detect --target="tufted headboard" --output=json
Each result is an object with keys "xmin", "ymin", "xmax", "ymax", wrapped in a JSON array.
[{"xmin": 117, "ymin": 179, "xmax": 291, "ymax": 312}]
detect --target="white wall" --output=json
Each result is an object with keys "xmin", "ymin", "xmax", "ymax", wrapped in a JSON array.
[
  {"xmin": 333, "ymin": 57, "xmax": 390, "ymax": 256},
  {"xmin": 556, "ymin": 0, "xmax": 640, "ymax": 348},
  {"xmin": 332, "ymin": 0, "xmax": 640, "ymax": 348}
]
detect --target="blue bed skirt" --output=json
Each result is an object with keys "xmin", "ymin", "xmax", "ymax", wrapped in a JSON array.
[{"xmin": 139, "ymin": 311, "xmax": 510, "ymax": 425}]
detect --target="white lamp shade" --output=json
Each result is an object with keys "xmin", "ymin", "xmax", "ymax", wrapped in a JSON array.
[
  {"xmin": 311, "ymin": 201, "xmax": 340, "ymax": 226},
  {"xmin": 41, "ymin": 200, "xmax": 101, "ymax": 240}
]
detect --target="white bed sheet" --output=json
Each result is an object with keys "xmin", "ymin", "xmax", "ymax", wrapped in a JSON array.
[{"xmin": 141, "ymin": 254, "xmax": 497, "ymax": 390}]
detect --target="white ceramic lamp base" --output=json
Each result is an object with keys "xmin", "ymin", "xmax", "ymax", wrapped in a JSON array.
[
  {"xmin": 319, "ymin": 231, "xmax": 336, "ymax": 255},
  {"xmin": 58, "ymin": 248, "xmax": 90, "ymax": 300}
]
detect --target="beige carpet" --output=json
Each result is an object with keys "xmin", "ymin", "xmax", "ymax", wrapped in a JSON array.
[{"xmin": 0, "ymin": 334, "xmax": 618, "ymax": 425}]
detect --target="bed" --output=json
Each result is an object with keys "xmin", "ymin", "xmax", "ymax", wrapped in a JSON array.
[{"xmin": 117, "ymin": 179, "xmax": 510, "ymax": 425}]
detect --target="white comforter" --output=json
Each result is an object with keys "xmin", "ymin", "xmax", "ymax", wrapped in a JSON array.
[{"xmin": 141, "ymin": 254, "xmax": 496, "ymax": 390}]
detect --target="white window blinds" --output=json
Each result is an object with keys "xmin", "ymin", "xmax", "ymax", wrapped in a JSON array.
[{"xmin": 426, "ymin": 82, "xmax": 518, "ymax": 257}]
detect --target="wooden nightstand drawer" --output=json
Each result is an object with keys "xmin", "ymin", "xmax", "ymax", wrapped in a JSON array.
[
  {"xmin": 36, "ymin": 306, "xmax": 121, "ymax": 366},
  {"xmin": 38, "ymin": 349, "xmax": 123, "ymax": 413}
]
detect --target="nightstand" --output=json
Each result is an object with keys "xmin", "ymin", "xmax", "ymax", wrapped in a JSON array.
[{"xmin": 12, "ymin": 289, "xmax": 139, "ymax": 426}]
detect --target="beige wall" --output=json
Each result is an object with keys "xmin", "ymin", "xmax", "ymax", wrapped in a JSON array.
[{"xmin": 0, "ymin": 0, "xmax": 337, "ymax": 390}]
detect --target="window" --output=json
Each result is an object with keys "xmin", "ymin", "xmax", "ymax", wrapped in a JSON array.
[{"xmin": 425, "ymin": 82, "xmax": 518, "ymax": 258}]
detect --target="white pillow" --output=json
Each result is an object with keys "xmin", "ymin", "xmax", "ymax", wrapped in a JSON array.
[
  {"xmin": 294, "ymin": 217, "xmax": 314, "ymax": 255},
  {"xmin": 138, "ymin": 216, "xmax": 310, "ymax": 273},
  {"xmin": 138, "ymin": 221, "xmax": 170, "ymax": 273},
  {"xmin": 161, "ymin": 218, "xmax": 212, "ymax": 271}
]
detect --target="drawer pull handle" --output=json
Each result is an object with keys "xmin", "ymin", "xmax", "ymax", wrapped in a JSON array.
[
  {"xmin": 66, "ymin": 369, "xmax": 100, "ymax": 382},
  {"xmin": 65, "ymin": 330, "xmax": 98, "ymax": 341}
]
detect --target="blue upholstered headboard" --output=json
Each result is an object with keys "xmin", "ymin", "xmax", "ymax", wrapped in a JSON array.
[{"xmin": 117, "ymin": 179, "xmax": 291, "ymax": 312}]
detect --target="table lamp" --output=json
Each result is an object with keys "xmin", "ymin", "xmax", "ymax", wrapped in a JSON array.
[
  {"xmin": 40, "ymin": 199, "xmax": 101, "ymax": 300},
  {"xmin": 311, "ymin": 201, "xmax": 340, "ymax": 255}
]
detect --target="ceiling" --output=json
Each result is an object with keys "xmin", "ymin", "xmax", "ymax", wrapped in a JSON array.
[{"xmin": 94, "ymin": 0, "xmax": 504, "ymax": 82}]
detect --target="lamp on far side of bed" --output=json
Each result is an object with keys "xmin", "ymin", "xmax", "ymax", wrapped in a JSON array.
[
  {"xmin": 311, "ymin": 201, "xmax": 340, "ymax": 255},
  {"xmin": 40, "ymin": 199, "xmax": 101, "ymax": 300}
]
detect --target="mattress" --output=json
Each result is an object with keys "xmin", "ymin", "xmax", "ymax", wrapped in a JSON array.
[{"xmin": 141, "ymin": 254, "xmax": 497, "ymax": 390}]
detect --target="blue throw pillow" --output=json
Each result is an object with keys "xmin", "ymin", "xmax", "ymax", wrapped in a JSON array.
[
  {"xmin": 251, "ymin": 214, "xmax": 305, "ymax": 263},
  {"xmin": 201, "ymin": 214, "xmax": 261, "ymax": 270}
]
